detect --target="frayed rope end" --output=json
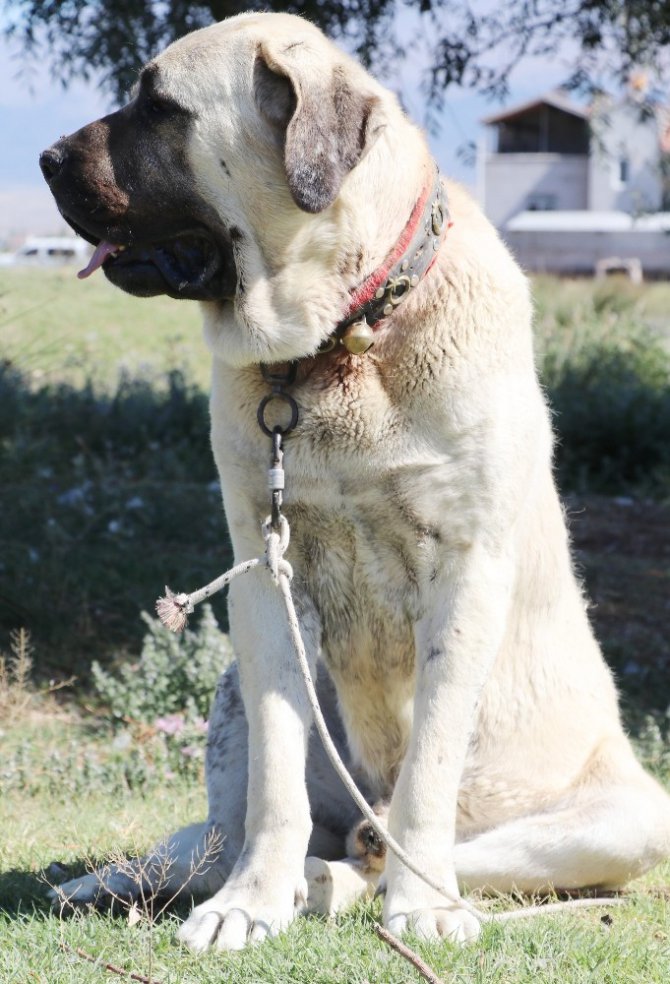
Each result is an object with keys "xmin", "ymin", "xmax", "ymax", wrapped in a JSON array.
[{"xmin": 155, "ymin": 586, "xmax": 193, "ymax": 633}]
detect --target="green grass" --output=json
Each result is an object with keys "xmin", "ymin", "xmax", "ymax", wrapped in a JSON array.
[
  {"xmin": 2, "ymin": 712, "xmax": 670, "ymax": 984},
  {"xmin": 4, "ymin": 896, "xmax": 668, "ymax": 984},
  {"xmin": 0, "ymin": 266, "xmax": 207, "ymax": 389}
]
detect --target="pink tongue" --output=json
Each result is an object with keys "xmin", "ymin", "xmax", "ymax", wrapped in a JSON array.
[{"xmin": 77, "ymin": 241, "xmax": 121, "ymax": 280}]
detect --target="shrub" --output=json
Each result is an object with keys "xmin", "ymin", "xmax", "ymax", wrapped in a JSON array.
[
  {"xmin": 92, "ymin": 603, "xmax": 233, "ymax": 724},
  {"xmin": 535, "ymin": 290, "xmax": 670, "ymax": 493},
  {"xmin": 0, "ymin": 363, "xmax": 231, "ymax": 679}
]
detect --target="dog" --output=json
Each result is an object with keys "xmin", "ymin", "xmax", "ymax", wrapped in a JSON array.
[{"xmin": 41, "ymin": 11, "xmax": 670, "ymax": 951}]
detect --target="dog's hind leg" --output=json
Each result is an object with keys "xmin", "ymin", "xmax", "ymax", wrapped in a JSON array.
[
  {"xmin": 454, "ymin": 762, "xmax": 670, "ymax": 894},
  {"xmin": 299, "ymin": 777, "xmax": 670, "ymax": 916},
  {"xmin": 52, "ymin": 660, "xmax": 363, "ymax": 916},
  {"xmin": 50, "ymin": 663, "xmax": 249, "ymax": 914},
  {"xmin": 49, "ymin": 821, "xmax": 231, "ymax": 912}
]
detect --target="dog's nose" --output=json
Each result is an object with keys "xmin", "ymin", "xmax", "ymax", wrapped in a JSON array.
[{"xmin": 39, "ymin": 146, "xmax": 65, "ymax": 183}]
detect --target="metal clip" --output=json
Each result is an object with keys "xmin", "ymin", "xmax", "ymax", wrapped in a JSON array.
[{"xmin": 270, "ymin": 429, "xmax": 284, "ymax": 530}]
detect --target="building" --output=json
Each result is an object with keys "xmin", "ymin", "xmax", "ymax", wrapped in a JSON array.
[{"xmin": 479, "ymin": 89, "xmax": 670, "ymax": 275}]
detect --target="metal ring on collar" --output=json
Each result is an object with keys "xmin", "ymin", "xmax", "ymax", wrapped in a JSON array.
[
  {"xmin": 257, "ymin": 392, "xmax": 299, "ymax": 437},
  {"xmin": 387, "ymin": 274, "xmax": 412, "ymax": 306}
]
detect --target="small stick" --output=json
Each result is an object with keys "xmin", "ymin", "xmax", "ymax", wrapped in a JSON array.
[
  {"xmin": 374, "ymin": 923, "xmax": 447, "ymax": 984},
  {"xmin": 60, "ymin": 943, "xmax": 163, "ymax": 984}
]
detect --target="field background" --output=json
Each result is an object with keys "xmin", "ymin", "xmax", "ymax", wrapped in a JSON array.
[{"xmin": 1, "ymin": 267, "xmax": 670, "ymax": 982}]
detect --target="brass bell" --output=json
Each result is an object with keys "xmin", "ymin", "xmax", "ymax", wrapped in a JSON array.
[{"xmin": 341, "ymin": 319, "xmax": 375, "ymax": 355}]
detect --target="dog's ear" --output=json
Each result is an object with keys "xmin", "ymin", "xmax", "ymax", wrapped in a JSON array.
[{"xmin": 254, "ymin": 42, "xmax": 382, "ymax": 213}]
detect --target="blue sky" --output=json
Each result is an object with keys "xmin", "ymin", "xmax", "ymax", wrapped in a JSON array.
[
  {"xmin": 0, "ymin": 36, "xmax": 117, "ymax": 241},
  {"xmin": 0, "ymin": 22, "xmax": 575, "ymax": 242}
]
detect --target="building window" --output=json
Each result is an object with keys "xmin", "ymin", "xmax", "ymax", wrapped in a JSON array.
[
  {"xmin": 611, "ymin": 156, "xmax": 629, "ymax": 189},
  {"xmin": 526, "ymin": 193, "xmax": 557, "ymax": 211}
]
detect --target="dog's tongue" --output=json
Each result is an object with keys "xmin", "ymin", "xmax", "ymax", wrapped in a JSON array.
[{"xmin": 77, "ymin": 241, "xmax": 120, "ymax": 280}]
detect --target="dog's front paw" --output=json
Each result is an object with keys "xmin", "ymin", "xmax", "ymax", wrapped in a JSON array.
[
  {"xmin": 177, "ymin": 875, "xmax": 307, "ymax": 952},
  {"xmin": 383, "ymin": 864, "xmax": 481, "ymax": 945},
  {"xmin": 385, "ymin": 903, "xmax": 481, "ymax": 943}
]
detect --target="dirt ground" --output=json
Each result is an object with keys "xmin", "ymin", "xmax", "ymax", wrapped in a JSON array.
[{"xmin": 568, "ymin": 494, "xmax": 670, "ymax": 717}]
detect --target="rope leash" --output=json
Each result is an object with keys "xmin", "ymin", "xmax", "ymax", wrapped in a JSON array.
[{"xmin": 155, "ymin": 517, "xmax": 622, "ymax": 927}]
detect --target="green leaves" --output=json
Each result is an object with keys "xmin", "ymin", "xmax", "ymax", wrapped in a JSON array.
[
  {"xmin": 4, "ymin": 1, "xmax": 670, "ymax": 111},
  {"xmin": 92, "ymin": 603, "xmax": 233, "ymax": 723}
]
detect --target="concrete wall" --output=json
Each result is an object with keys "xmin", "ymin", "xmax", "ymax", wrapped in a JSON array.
[
  {"xmin": 504, "ymin": 229, "xmax": 670, "ymax": 275},
  {"xmin": 588, "ymin": 102, "xmax": 663, "ymax": 213},
  {"xmin": 483, "ymin": 154, "xmax": 589, "ymax": 228}
]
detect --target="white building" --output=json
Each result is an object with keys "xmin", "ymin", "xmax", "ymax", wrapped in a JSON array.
[{"xmin": 479, "ymin": 90, "xmax": 670, "ymax": 275}]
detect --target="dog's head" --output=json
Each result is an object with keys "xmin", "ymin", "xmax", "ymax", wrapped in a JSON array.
[{"xmin": 41, "ymin": 13, "xmax": 428, "ymax": 364}]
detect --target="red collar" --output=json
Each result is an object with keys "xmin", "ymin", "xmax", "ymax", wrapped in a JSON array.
[{"xmin": 325, "ymin": 166, "xmax": 451, "ymax": 354}]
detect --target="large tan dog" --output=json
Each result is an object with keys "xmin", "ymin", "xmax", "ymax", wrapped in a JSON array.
[{"xmin": 42, "ymin": 11, "xmax": 670, "ymax": 951}]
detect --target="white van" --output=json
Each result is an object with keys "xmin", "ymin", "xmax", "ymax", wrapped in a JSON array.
[{"xmin": 0, "ymin": 236, "xmax": 91, "ymax": 266}]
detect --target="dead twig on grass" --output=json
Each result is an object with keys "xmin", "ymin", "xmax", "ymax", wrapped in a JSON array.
[
  {"xmin": 374, "ymin": 922, "xmax": 446, "ymax": 984},
  {"xmin": 60, "ymin": 942, "xmax": 163, "ymax": 984}
]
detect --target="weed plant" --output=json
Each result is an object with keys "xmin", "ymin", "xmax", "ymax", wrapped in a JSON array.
[
  {"xmin": 0, "ymin": 628, "xmax": 34, "ymax": 725},
  {"xmin": 92, "ymin": 603, "xmax": 233, "ymax": 724}
]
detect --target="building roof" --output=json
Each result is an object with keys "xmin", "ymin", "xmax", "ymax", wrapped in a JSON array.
[
  {"xmin": 506, "ymin": 210, "xmax": 670, "ymax": 232},
  {"xmin": 481, "ymin": 90, "xmax": 589, "ymax": 125}
]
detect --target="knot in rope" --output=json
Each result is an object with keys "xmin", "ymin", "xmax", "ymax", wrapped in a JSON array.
[{"xmin": 263, "ymin": 514, "xmax": 293, "ymax": 585}]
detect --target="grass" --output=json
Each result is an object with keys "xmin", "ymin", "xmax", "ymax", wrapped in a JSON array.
[
  {"xmin": 0, "ymin": 265, "xmax": 207, "ymax": 389},
  {"xmin": 1, "ymin": 267, "xmax": 670, "ymax": 980},
  {"xmin": 2, "ymin": 704, "xmax": 670, "ymax": 983}
]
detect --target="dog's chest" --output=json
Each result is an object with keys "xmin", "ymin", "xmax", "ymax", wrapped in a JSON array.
[
  {"xmin": 283, "ymin": 394, "xmax": 470, "ymax": 675},
  {"xmin": 219, "ymin": 358, "xmax": 478, "ymax": 669},
  {"xmin": 288, "ymin": 497, "xmax": 427, "ymax": 671}
]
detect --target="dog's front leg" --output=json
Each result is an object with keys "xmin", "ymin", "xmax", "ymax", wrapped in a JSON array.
[
  {"xmin": 178, "ymin": 569, "xmax": 317, "ymax": 952},
  {"xmin": 383, "ymin": 546, "xmax": 512, "ymax": 943}
]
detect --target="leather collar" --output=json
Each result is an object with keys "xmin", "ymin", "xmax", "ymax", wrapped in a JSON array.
[{"xmin": 321, "ymin": 166, "xmax": 451, "ymax": 355}]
